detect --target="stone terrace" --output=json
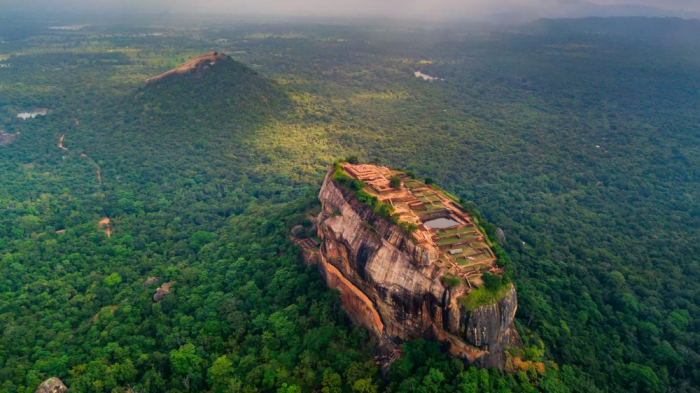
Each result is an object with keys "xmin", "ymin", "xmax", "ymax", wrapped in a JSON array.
[{"xmin": 342, "ymin": 163, "xmax": 500, "ymax": 289}]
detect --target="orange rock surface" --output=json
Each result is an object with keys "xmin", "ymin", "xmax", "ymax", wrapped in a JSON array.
[{"xmin": 145, "ymin": 52, "xmax": 227, "ymax": 85}]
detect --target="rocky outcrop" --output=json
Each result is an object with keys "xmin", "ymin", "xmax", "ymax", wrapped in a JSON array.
[
  {"xmin": 291, "ymin": 225, "xmax": 305, "ymax": 237},
  {"xmin": 145, "ymin": 52, "xmax": 227, "ymax": 86},
  {"xmin": 143, "ymin": 276, "xmax": 160, "ymax": 287},
  {"xmin": 0, "ymin": 132, "xmax": 16, "ymax": 146},
  {"xmin": 315, "ymin": 169, "xmax": 521, "ymax": 369},
  {"xmin": 319, "ymin": 257, "xmax": 384, "ymax": 338},
  {"xmin": 153, "ymin": 282, "xmax": 172, "ymax": 302},
  {"xmin": 35, "ymin": 378, "xmax": 67, "ymax": 393},
  {"xmin": 497, "ymin": 228, "xmax": 506, "ymax": 243}
]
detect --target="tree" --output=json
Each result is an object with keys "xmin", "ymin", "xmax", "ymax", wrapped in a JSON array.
[
  {"xmin": 18, "ymin": 215, "xmax": 41, "ymax": 233},
  {"xmin": 321, "ymin": 369, "xmax": 342, "ymax": 393},
  {"xmin": 277, "ymin": 383, "xmax": 302, "ymax": 393},
  {"xmin": 190, "ymin": 231, "xmax": 216, "ymax": 251},
  {"xmin": 389, "ymin": 176, "xmax": 401, "ymax": 188},
  {"xmin": 345, "ymin": 361, "xmax": 378, "ymax": 388},
  {"xmin": 456, "ymin": 370, "xmax": 479, "ymax": 393},
  {"xmin": 422, "ymin": 368, "xmax": 445, "ymax": 392},
  {"xmin": 208, "ymin": 355, "xmax": 235, "ymax": 391},
  {"xmin": 352, "ymin": 379, "xmax": 378, "ymax": 393},
  {"xmin": 375, "ymin": 203, "xmax": 394, "ymax": 218},
  {"xmin": 170, "ymin": 343, "xmax": 203, "ymax": 375},
  {"xmin": 481, "ymin": 272, "xmax": 502, "ymax": 291},
  {"xmin": 608, "ymin": 271, "xmax": 625, "ymax": 286},
  {"xmin": 616, "ymin": 363, "xmax": 665, "ymax": 393},
  {"xmin": 652, "ymin": 341, "xmax": 684, "ymax": 368},
  {"xmin": 103, "ymin": 273, "xmax": 122, "ymax": 287}
]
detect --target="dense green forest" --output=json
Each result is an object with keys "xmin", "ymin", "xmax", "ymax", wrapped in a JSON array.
[{"xmin": 0, "ymin": 14, "xmax": 698, "ymax": 393}]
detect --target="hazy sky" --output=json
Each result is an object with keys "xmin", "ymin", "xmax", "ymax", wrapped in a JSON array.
[{"xmin": 9, "ymin": 0, "xmax": 700, "ymax": 18}]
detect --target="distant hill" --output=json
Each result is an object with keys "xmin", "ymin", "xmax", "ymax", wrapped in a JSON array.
[
  {"xmin": 526, "ymin": 17, "xmax": 700, "ymax": 44},
  {"xmin": 485, "ymin": 2, "xmax": 700, "ymax": 24},
  {"xmin": 137, "ymin": 52, "xmax": 289, "ymax": 124},
  {"xmin": 554, "ymin": 2, "xmax": 700, "ymax": 19}
]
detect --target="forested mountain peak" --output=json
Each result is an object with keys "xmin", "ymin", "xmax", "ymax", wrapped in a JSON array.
[{"xmin": 135, "ymin": 52, "xmax": 289, "ymax": 123}]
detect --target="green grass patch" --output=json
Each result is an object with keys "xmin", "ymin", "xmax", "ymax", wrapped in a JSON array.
[
  {"xmin": 437, "ymin": 226, "xmax": 473, "ymax": 237},
  {"xmin": 461, "ymin": 248, "xmax": 480, "ymax": 257},
  {"xmin": 332, "ymin": 163, "xmax": 395, "ymax": 219},
  {"xmin": 470, "ymin": 253, "xmax": 491, "ymax": 262},
  {"xmin": 441, "ymin": 274, "xmax": 462, "ymax": 287},
  {"xmin": 436, "ymin": 237, "xmax": 466, "ymax": 246},
  {"xmin": 458, "ymin": 284, "xmax": 511, "ymax": 311},
  {"xmin": 437, "ymin": 233, "xmax": 479, "ymax": 244}
]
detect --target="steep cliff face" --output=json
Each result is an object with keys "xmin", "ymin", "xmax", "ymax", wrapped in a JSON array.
[{"xmin": 315, "ymin": 169, "xmax": 521, "ymax": 369}]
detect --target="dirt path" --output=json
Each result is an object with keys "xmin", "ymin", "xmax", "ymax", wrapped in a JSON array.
[
  {"xmin": 58, "ymin": 134, "xmax": 68, "ymax": 150},
  {"xmin": 85, "ymin": 157, "xmax": 107, "ymax": 233},
  {"xmin": 98, "ymin": 217, "xmax": 111, "ymax": 237},
  {"xmin": 79, "ymin": 153, "xmax": 103, "ymax": 185},
  {"xmin": 59, "ymin": 131, "xmax": 111, "ymax": 237}
]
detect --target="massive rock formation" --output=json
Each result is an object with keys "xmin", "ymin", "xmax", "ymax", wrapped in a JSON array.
[{"xmin": 314, "ymin": 168, "xmax": 521, "ymax": 369}]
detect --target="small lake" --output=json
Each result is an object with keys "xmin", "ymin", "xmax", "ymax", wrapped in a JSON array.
[
  {"xmin": 17, "ymin": 109, "xmax": 47, "ymax": 120},
  {"xmin": 424, "ymin": 217, "xmax": 460, "ymax": 229}
]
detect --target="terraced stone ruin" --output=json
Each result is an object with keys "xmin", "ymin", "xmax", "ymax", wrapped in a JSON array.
[{"xmin": 302, "ymin": 163, "xmax": 522, "ymax": 369}]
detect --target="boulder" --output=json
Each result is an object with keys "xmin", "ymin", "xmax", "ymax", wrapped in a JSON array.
[
  {"xmin": 153, "ymin": 282, "xmax": 172, "ymax": 302},
  {"xmin": 291, "ymin": 225, "xmax": 304, "ymax": 237},
  {"xmin": 307, "ymin": 214, "xmax": 319, "ymax": 230},
  {"xmin": 143, "ymin": 276, "xmax": 160, "ymax": 287},
  {"xmin": 496, "ymin": 228, "xmax": 506, "ymax": 243},
  {"xmin": 35, "ymin": 378, "xmax": 67, "ymax": 393}
]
